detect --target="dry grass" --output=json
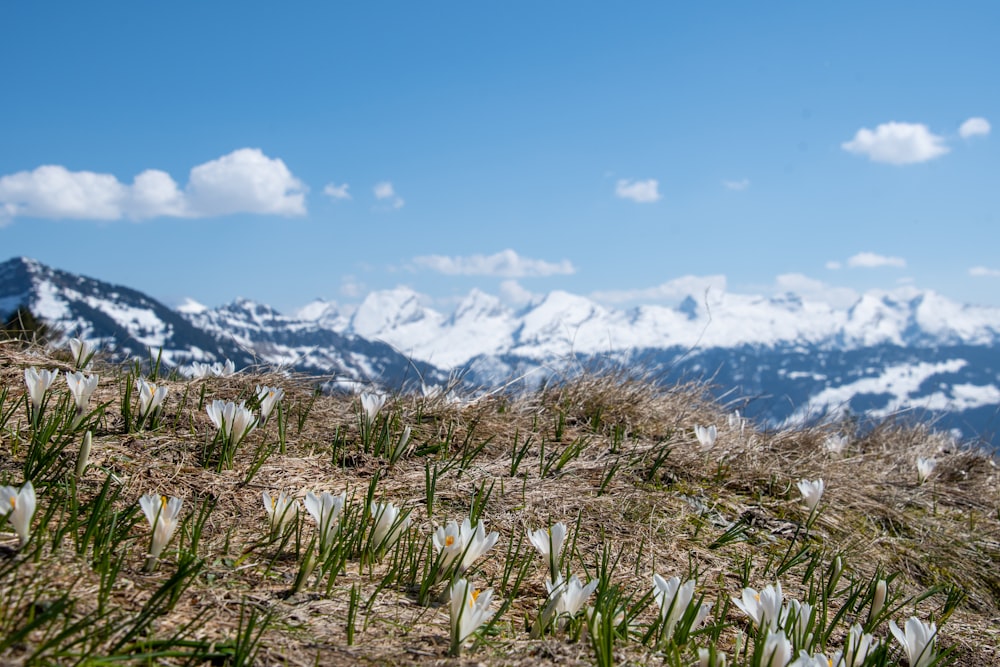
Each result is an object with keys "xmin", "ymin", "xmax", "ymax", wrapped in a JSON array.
[{"xmin": 0, "ymin": 343, "xmax": 998, "ymax": 665}]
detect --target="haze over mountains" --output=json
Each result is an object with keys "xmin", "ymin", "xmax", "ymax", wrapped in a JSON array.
[{"xmin": 3, "ymin": 256, "xmax": 999, "ymax": 449}]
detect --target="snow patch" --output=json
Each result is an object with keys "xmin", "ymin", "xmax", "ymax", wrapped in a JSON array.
[
  {"xmin": 176, "ymin": 297, "xmax": 208, "ymax": 314},
  {"xmin": 788, "ymin": 359, "xmax": 973, "ymax": 423}
]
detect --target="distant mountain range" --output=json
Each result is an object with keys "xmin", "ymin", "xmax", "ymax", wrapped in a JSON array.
[
  {"xmin": 2, "ymin": 256, "xmax": 999, "ymax": 449},
  {"xmin": 0, "ymin": 257, "xmax": 445, "ymax": 389}
]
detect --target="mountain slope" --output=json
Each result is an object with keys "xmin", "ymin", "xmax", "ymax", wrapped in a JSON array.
[
  {"xmin": 0, "ymin": 256, "xmax": 228, "ymax": 367},
  {"xmin": 0, "ymin": 257, "xmax": 443, "ymax": 388}
]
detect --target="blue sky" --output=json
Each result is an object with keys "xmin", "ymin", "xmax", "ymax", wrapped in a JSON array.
[{"xmin": 1, "ymin": 2, "xmax": 998, "ymax": 313}]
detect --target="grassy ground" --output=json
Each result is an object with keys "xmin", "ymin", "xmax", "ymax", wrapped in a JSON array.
[{"xmin": 0, "ymin": 341, "xmax": 998, "ymax": 665}]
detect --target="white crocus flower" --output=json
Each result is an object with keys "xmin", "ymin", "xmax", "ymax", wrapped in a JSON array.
[
  {"xmin": 916, "ymin": 457, "xmax": 936, "ymax": 484},
  {"xmin": 653, "ymin": 574, "xmax": 693, "ymax": 639},
  {"xmin": 797, "ymin": 479, "xmax": 825, "ymax": 512},
  {"xmin": 24, "ymin": 367, "xmax": 59, "ymax": 411},
  {"xmin": 360, "ymin": 392, "xmax": 386, "ymax": 423},
  {"xmin": 733, "ymin": 581, "xmax": 783, "ymax": 630},
  {"xmin": 433, "ymin": 519, "xmax": 467, "ymax": 572},
  {"xmin": 187, "ymin": 362, "xmax": 213, "ymax": 379},
  {"xmin": 728, "ymin": 410, "xmax": 745, "ymax": 433},
  {"xmin": 206, "ymin": 399, "xmax": 257, "ymax": 447},
  {"xmin": 304, "ymin": 490, "xmax": 346, "ymax": 552},
  {"xmin": 545, "ymin": 574, "xmax": 598, "ymax": 622},
  {"xmin": 834, "ymin": 624, "xmax": 878, "ymax": 667},
  {"xmin": 824, "ymin": 434, "xmax": 847, "ymax": 455},
  {"xmin": 890, "ymin": 617, "xmax": 937, "ymax": 667},
  {"xmin": 788, "ymin": 651, "xmax": 830, "ymax": 667},
  {"xmin": 66, "ymin": 371, "xmax": 99, "ymax": 426},
  {"xmin": 783, "ymin": 599, "xmax": 814, "ymax": 648},
  {"xmin": 456, "ymin": 519, "xmax": 498, "ymax": 573},
  {"xmin": 761, "ymin": 630, "xmax": 793, "ymax": 667},
  {"xmin": 370, "ymin": 501, "xmax": 411, "ymax": 551},
  {"xmin": 449, "ymin": 578, "xmax": 494, "ymax": 655},
  {"xmin": 255, "ymin": 385, "xmax": 284, "ymax": 424},
  {"xmin": 263, "ymin": 491, "xmax": 296, "ymax": 534},
  {"xmin": 211, "ymin": 360, "xmax": 236, "ymax": 377},
  {"xmin": 0, "ymin": 481, "xmax": 37, "ymax": 547},
  {"xmin": 139, "ymin": 492, "xmax": 182, "ymax": 571},
  {"xmin": 136, "ymin": 379, "xmax": 168, "ymax": 418},
  {"xmin": 528, "ymin": 521, "xmax": 567, "ymax": 581},
  {"xmin": 694, "ymin": 424, "xmax": 718, "ymax": 450},
  {"xmin": 66, "ymin": 371, "xmax": 99, "ymax": 412},
  {"xmin": 229, "ymin": 403, "xmax": 257, "ymax": 444},
  {"xmin": 698, "ymin": 647, "xmax": 728, "ymax": 667},
  {"xmin": 205, "ymin": 399, "xmax": 228, "ymax": 432},
  {"xmin": 432, "ymin": 517, "xmax": 499, "ymax": 576},
  {"xmin": 69, "ymin": 337, "xmax": 96, "ymax": 369},
  {"xmin": 652, "ymin": 574, "xmax": 710, "ymax": 641}
]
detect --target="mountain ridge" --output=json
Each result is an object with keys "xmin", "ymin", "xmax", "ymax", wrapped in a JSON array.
[
  {"xmin": 0, "ymin": 256, "xmax": 445, "ymax": 389},
  {"xmin": 3, "ymin": 255, "xmax": 999, "ymax": 447},
  {"xmin": 290, "ymin": 278, "xmax": 1000, "ymax": 367}
]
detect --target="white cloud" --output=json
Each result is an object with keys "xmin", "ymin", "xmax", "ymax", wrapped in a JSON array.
[
  {"xmin": 773, "ymin": 273, "xmax": 859, "ymax": 308},
  {"xmin": 959, "ymin": 117, "xmax": 991, "ymax": 139},
  {"xmin": 499, "ymin": 279, "xmax": 535, "ymax": 306},
  {"xmin": 841, "ymin": 122, "xmax": 949, "ymax": 165},
  {"xmin": 591, "ymin": 274, "xmax": 727, "ymax": 305},
  {"xmin": 846, "ymin": 252, "xmax": 907, "ymax": 269},
  {"xmin": 185, "ymin": 149, "xmax": 306, "ymax": 216},
  {"xmin": 0, "ymin": 148, "xmax": 307, "ymax": 222},
  {"xmin": 373, "ymin": 181, "xmax": 404, "ymax": 209},
  {"xmin": 825, "ymin": 260, "xmax": 842, "ymax": 270},
  {"xmin": 0, "ymin": 165, "xmax": 127, "ymax": 220},
  {"xmin": 723, "ymin": 178, "xmax": 750, "ymax": 191},
  {"xmin": 412, "ymin": 249, "xmax": 575, "ymax": 277},
  {"xmin": 969, "ymin": 266, "xmax": 1000, "ymax": 277},
  {"xmin": 323, "ymin": 182, "xmax": 351, "ymax": 200},
  {"xmin": 615, "ymin": 178, "xmax": 661, "ymax": 203},
  {"xmin": 130, "ymin": 169, "xmax": 186, "ymax": 218}
]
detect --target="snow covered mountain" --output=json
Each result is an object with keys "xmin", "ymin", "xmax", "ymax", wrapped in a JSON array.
[
  {"xmin": 0, "ymin": 257, "xmax": 443, "ymax": 388},
  {"xmin": 3, "ymin": 256, "xmax": 999, "ymax": 447},
  {"xmin": 290, "ymin": 278, "xmax": 1000, "ymax": 448},
  {"xmin": 293, "ymin": 285, "xmax": 1000, "ymax": 366},
  {"xmin": 0, "ymin": 256, "xmax": 226, "ymax": 368}
]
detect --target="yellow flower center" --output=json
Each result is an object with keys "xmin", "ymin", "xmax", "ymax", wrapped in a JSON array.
[
  {"xmin": 469, "ymin": 589, "xmax": 481, "ymax": 607},
  {"xmin": 9, "ymin": 497, "xmax": 15, "ymax": 509},
  {"xmin": 271, "ymin": 497, "xmax": 277, "ymax": 508},
  {"xmin": 755, "ymin": 593, "xmax": 761, "ymax": 602},
  {"xmin": 160, "ymin": 495, "xmax": 167, "ymax": 508},
  {"xmin": 445, "ymin": 535, "xmax": 455, "ymax": 547}
]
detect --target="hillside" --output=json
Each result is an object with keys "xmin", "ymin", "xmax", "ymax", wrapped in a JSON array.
[{"xmin": 0, "ymin": 341, "xmax": 998, "ymax": 665}]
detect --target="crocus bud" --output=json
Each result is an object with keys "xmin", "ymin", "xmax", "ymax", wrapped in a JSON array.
[
  {"xmin": 293, "ymin": 549, "xmax": 318, "ymax": 594},
  {"xmin": 76, "ymin": 431, "xmax": 92, "ymax": 479},
  {"xmin": 827, "ymin": 554, "xmax": 843, "ymax": 596},
  {"xmin": 870, "ymin": 579, "xmax": 887, "ymax": 622}
]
